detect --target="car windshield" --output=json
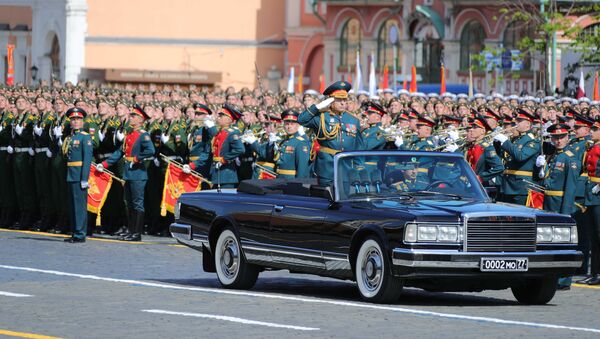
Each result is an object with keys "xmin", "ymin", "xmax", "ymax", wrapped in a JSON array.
[{"xmin": 334, "ymin": 152, "xmax": 487, "ymax": 202}]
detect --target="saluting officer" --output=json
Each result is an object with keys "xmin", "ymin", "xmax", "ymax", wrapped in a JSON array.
[
  {"xmin": 361, "ymin": 101, "xmax": 387, "ymax": 173},
  {"xmin": 63, "ymin": 107, "xmax": 93, "ymax": 243},
  {"xmin": 298, "ymin": 81, "xmax": 364, "ymax": 186},
  {"xmin": 97, "ymin": 105, "xmax": 155, "ymax": 241},
  {"xmin": 494, "ymin": 109, "xmax": 541, "ymax": 205}
]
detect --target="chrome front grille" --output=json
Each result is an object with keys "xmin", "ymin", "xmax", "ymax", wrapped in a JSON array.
[{"xmin": 465, "ymin": 215, "xmax": 536, "ymax": 252}]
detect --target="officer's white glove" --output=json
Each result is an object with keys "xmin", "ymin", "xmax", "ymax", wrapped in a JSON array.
[
  {"xmin": 53, "ymin": 126, "xmax": 63, "ymax": 138},
  {"xmin": 116, "ymin": 130, "xmax": 125, "ymax": 142},
  {"xmin": 14, "ymin": 124, "xmax": 23, "ymax": 135},
  {"xmin": 315, "ymin": 97, "xmax": 335, "ymax": 110},
  {"xmin": 45, "ymin": 149, "xmax": 52, "ymax": 158},
  {"xmin": 235, "ymin": 158, "xmax": 241, "ymax": 166},
  {"xmin": 447, "ymin": 130, "xmax": 459, "ymax": 142},
  {"xmin": 538, "ymin": 168, "xmax": 545, "ymax": 179},
  {"xmin": 535, "ymin": 155, "xmax": 546, "ymax": 167},
  {"xmin": 96, "ymin": 163, "xmax": 105, "ymax": 173},
  {"xmin": 33, "ymin": 125, "xmax": 43, "ymax": 136},
  {"xmin": 215, "ymin": 162, "xmax": 222, "ymax": 170},
  {"xmin": 394, "ymin": 136, "xmax": 404, "ymax": 148},
  {"xmin": 98, "ymin": 131, "xmax": 105, "ymax": 142},
  {"xmin": 0, "ymin": 125, "xmax": 3, "ymax": 133},
  {"xmin": 28, "ymin": 148, "xmax": 34, "ymax": 156},
  {"xmin": 182, "ymin": 164, "xmax": 191, "ymax": 174},
  {"xmin": 203, "ymin": 118, "xmax": 215, "ymax": 129},
  {"xmin": 493, "ymin": 133, "xmax": 508, "ymax": 144},
  {"xmin": 593, "ymin": 184, "xmax": 600, "ymax": 195},
  {"xmin": 6, "ymin": 145, "xmax": 13, "ymax": 154},
  {"xmin": 444, "ymin": 143, "xmax": 459, "ymax": 152},
  {"xmin": 153, "ymin": 158, "xmax": 160, "ymax": 167},
  {"xmin": 268, "ymin": 132, "xmax": 280, "ymax": 143},
  {"xmin": 80, "ymin": 181, "xmax": 89, "ymax": 189},
  {"xmin": 298, "ymin": 125, "xmax": 305, "ymax": 136},
  {"xmin": 242, "ymin": 133, "xmax": 257, "ymax": 144},
  {"xmin": 160, "ymin": 133, "xmax": 169, "ymax": 144}
]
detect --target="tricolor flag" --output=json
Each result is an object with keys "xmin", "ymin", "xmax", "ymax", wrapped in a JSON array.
[
  {"xmin": 287, "ymin": 66, "xmax": 295, "ymax": 93},
  {"xmin": 576, "ymin": 70, "xmax": 586, "ymax": 99},
  {"xmin": 160, "ymin": 163, "xmax": 203, "ymax": 216}
]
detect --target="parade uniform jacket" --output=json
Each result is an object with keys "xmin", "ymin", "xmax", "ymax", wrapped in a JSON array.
[
  {"xmin": 63, "ymin": 130, "xmax": 93, "ymax": 183},
  {"xmin": 103, "ymin": 129, "xmax": 155, "ymax": 181},
  {"xmin": 33, "ymin": 111, "xmax": 55, "ymax": 153},
  {"xmin": 566, "ymin": 136, "xmax": 592, "ymax": 200},
  {"xmin": 95, "ymin": 116, "xmax": 122, "ymax": 162},
  {"xmin": 466, "ymin": 141, "xmax": 504, "ymax": 186},
  {"xmin": 12, "ymin": 112, "xmax": 38, "ymax": 150},
  {"xmin": 541, "ymin": 149, "xmax": 579, "ymax": 214},
  {"xmin": 189, "ymin": 125, "xmax": 217, "ymax": 177},
  {"xmin": 500, "ymin": 133, "xmax": 540, "ymax": 196},
  {"xmin": 584, "ymin": 143, "xmax": 600, "ymax": 206},
  {"xmin": 208, "ymin": 126, "xmax": 245, "ymax": 185},
  {"xmin": 298, "ymin": 105, "xmax": 364, "ymax": 184},
  {"xmin": 0, "ymin": 111, "xmax": 15, "ymax": 149},
  {"xmin": 362, "ymin": 123, "xmax": 386, "ymax": 171},
  {"xmin": 158, "ymin": 119, "xmax": 188, "ymax": 161}
]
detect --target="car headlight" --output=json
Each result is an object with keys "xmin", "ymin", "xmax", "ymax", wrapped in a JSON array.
[
  {"xmin": 174, "ymin": 202, "xmax": 181, "ymax": 220},
  {"xmin": 537, "ymin": 225, "xmax": 577, "ymax": 244},
  {"xmin": 404, "ymin": 223, "xmax": 461, "ymax": 243}
]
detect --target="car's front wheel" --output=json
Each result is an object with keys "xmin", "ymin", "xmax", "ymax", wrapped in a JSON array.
[
  {"xmin": 511, "ymin": 276, "xmax": 557, "ymax": 305},
  {"xmin": 355, "ymin": 237, "xmax": 403, "ymax": 303},
  {"xmin": 214, "ymin": 228, "xmax": 259, "ymax": 289}
]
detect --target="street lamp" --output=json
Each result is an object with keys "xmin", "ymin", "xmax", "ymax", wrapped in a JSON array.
[{"xmin": 30, "ymin": 65, "xmax": 39, "ymax": 83}]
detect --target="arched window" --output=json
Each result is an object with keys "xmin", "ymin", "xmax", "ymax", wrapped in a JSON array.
[
  {"xmin": 581, "ymin": 23, "xmax": 600, "ymax": 37},
  {"xmin": 459, "ymin": 21, "xmax": 485, "ymax": 70},
  {"xmin": 50, "ymin": 35, "xmax": 60, "ymax": 80},
  {"xmin": 339, "ymin": 18, "xmax": 361, "ymax": 67},
  {"xmin": 377, "ymin": 20, "xmax": 401, "ymax": 70},
  {"xmin": 503, "ymin": 21, "xmax": 534, "ymax": 71}
]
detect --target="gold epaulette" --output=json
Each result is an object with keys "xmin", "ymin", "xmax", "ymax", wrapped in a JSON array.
[
  {"xmin": 80, "ymin": 131, "xmax": 88, "ymax": 135},
  {"xmin": 296, "ymin": 136, "xmax": 305, "ymax": 141},
  {"xmin": 565, "ymin": 150, "xmax": 574, "ymax": 157}
]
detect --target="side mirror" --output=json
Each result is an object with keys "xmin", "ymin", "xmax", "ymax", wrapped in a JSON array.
[{"xmin": 310, "ymin": 185, "xmax": 334, "ymax": 201}]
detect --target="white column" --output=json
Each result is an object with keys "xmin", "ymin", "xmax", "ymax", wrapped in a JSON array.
[{"xmin": 64, "ymin": 0, "xmax": 87, "ymax": 84}]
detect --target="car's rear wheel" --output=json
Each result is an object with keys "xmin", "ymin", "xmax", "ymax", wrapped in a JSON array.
[
  {"xmin": 355, "ymin": 237, "xmax": 403, "ymax": 303},
  {"xmin": 214, "ymin": 228, "xmax": 259, "ymax": 289},
  {"xmin": 511, "ymin": 276, "xmax": 557, "ymax": 305}
]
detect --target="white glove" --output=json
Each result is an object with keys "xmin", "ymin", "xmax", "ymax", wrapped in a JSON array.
[
  {"xmin": 96, "ymin": 163, "xmax": 105, "ymax": 173},
  {"xmin": 53, "ymin": 126, "xmax": 63, "ymax": 138},
  {"xmin": 215, "ymin": 161, "xmax": 222, "ymax": 170},
  {"xmin": 444, "ymin": 143, "xmax": 459, "ymax": 152},
  {"xmin": 242, "ymin": 133, "xmax": 257, "ymax": 144},
  {"xmin": 81, "ymin": 181, "xmax": 89, "ymax": 189},
  {"xmin": 98, "ymin": 131, "xmax": 105, "ymax": 142},
  {"xmin": 45, "ymin": 149, "xmax": 52, "ymax": 158},
  {"xmin": 160, "ymin": 133, "xmax": 169, "ymax": 144},
  {"xmin": 28, "ymin": 148, "xmax": 34, "ymax": 156},
  {"xmin": 538, "ymin": 168, "xmax": 545, "ymax": 179},
  {"xmin": 153, "ymin": 158, "xmax": 160, "ymax": 167},
  {"xmin": 593, "ymin": 184, "xmax": 600, "ymax": 195},
  {"xmin": 447, "ymin": 130, "xmax": 459, "ymax": 142},
  {"xmin": 204, "ymin": 118, "xmax": 215, "ymax": 128},
  {"xmin": 14, "ymin": 124, "xmax": 23, "ymax": 135},
  {"xmin": 6, "ymin": 145, "xmax": 13, "ymax": 154},
  {"xmin": 315, "ymin": 97, "xmax": 335, "ymax": 110},
  {"xmin": 298, "ymin": 125, "xmax": 305, "ymax": 136},
  {"xmin": 0, "ymin": 125, "xmax": 3, "ymax": 133},
  {"xmin": 535, "ymin": 155, "xmax": 546, "ymax": 167},
  {"xmin": 268, "ymin": 132, "xmax": 280, "ymax": 143},
  {"xmin": 182, "ymin": 164, "xmax": 191, "ymax": 174},
  {"xmin": 394, "ymin": 136, "xmax": 404, "ymax": 148},
  {"xmin": 116, "ymin": 130, "xmax": 125, "ymax": 142},
  {"xmin": 34, "ymin": 125, "xmax": 43, "ymax": 136},
  {"xmin": 493, "ymin": 133, "xmax": 508, "ymax": 144}
]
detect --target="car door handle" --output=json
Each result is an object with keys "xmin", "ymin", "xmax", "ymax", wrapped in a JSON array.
[{"xmin": 274, "ymin": 205, "xmax": 285, "ymax": 212}]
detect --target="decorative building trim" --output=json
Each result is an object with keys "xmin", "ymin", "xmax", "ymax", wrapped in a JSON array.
[{"xmin": 86, "ymin": 36, "xmax": 287, "ymax": 48}]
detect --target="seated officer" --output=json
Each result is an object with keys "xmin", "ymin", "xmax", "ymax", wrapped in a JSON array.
[
  {"xmin": 389, "ymin": 162, "xmax": 428, "ymax": 192},
  {"xmin": 63, "ymin": 107, "xmax": 93, "ymax": 243}
]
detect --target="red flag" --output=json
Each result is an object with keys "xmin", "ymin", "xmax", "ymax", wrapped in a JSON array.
[
  {"xmin": 402, "ymin": 78, "xmax": 407, "ymax": 90},
  {"xmin": 526, "ymin": 189, "xmax": 544, "ymax": 210},
  {"xmin": 382, "ymin": 65, "xmax": 389, "ymax": 89},
  {"xmin": 87, "ymin": 165, "xmax": 114, "ymax": 226},
  {"xmin": 6, "ymin": 44, "xmax": 15, "ymax": 86},
  {"xmin": 258, "ymin": 169, "xmax": 276, "ymax": 180},
  {"xmin": 594, "ymin": 72, "xmax": 599, "ymax": 101},
  {"xmin": 440, "ymin": 65, "xmax": 446, "ymax": 95},
  {"xmin": 347, "ymin": 73, "xmax": 352, "ymax": 84},
  {"xmin": 576, "ymin": 70, "xmax": 586, "ymax": 99},
  {"xmin": 409, "ymin": 65, "xmax": 417, "ymax": 93},
  {"xmin": 297, "ymin": 71, "xmax": 303, "ymax": 94},
  {"xmin": 161, "ymin": 163, "xmax": 203, "ymax": 216},
  {"xmin": 319, "ymin": 74, "xmax": 325, "ymax": 93}
]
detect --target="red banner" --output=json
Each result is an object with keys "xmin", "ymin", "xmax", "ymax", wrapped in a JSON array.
[
  {"xmin": 87, "ymin": 165, "xmax": 114, "ymax": 226},
  {"xmin": 258, "ymin": 169, "xmax": 276, "ymax": 180},
  {"xmin": 526, "ymin": 189, "xmax": 544, "ymax": 210},
  {"xmin": 6, "ymin": 44, "xmax": 14, "ymax": 86},
  {"xmin": 161, "ymin": 163, "xmax": 202, "ymax": 216}
]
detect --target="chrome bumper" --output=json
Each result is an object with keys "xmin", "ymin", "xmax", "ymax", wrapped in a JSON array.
[
  {"xmin": 170, "ymin": 223, "xmax": 208, "ymax": 249},
  {"xmin": 392, "ymin": 248, "xmax": 583, "ymax": 269}
]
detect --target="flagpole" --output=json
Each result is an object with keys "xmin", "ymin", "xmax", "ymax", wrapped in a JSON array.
[
  {"xmin": 159, "ymin": 154, "xmax": 212, "ymax": 185},
  {"xmin": 393, "ymin": 44, "xmax": 397, "ymax": 93},
  {"xmin": 92, "ymin": 162, "xmax": 125, "ymax": 185}
]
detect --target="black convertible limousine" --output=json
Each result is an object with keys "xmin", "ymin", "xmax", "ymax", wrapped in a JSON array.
[{"xmin": 170, "ymin": 151, "xmax": 583, "ymax": 304}]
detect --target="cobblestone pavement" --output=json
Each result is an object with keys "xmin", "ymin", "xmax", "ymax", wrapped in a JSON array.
[{"xmin": 0, "ymin": 229, "xmax": 598, "ymax": 339}]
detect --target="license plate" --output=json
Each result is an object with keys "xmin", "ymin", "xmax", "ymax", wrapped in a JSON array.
[{"xmin": 480, "ymin": 258, "xmax": 528, "ymax": 272}]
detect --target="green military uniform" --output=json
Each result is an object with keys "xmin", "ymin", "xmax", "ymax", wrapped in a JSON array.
[
  {"xmin": 540, "ymin": 149, "xmax": 579, "ymax": 214},
  {"xmin": 49, "ymin": 113, "xmax": 70, "ymax": 233},
  {"xmin": 12, "ymin": 110, "xmax": 39, "ymax": 229},
  {"xmin": 33, "ymin": 110, "xmax": 56, "ymax": 230},
  {"xmin": 274, "ymin": 132, "xmax": 310, "ymax": 179},
  {"xmin": 499, "ymin": 132, "xmax": 540, "ymax": 205},
  {"xmin": 362, "ymin": 122, "xmax": 386, "ymax": 173},
  {"xmin": 0, "ymin": 109, "xmax": 17, "ymax": 227}
]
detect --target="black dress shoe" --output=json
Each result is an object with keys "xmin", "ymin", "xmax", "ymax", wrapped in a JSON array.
[
  {"xmin": 576, "ymin": 275, "xmax": 596, "ymax": 284},
  {"xmin": 587, "ymin": 276, "xmax": 600, "ymax": 285},
  {"xmin": 122, "ymin": 233, "xmax": 141, "ymax": 242},
  {"xmin": 64, "ymin": 237, "xmax": 86, "ymax": 243},
  {"xmin": 556, "ymin": 285, "xmax": 571, "ymax": 291}
]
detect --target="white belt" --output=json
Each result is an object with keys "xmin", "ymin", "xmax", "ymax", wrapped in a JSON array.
[
  {"xmin": 241, "ymin": 157, "xmax": 254, "ymax": 162},
  {"xmin": 0, "ymin": 147, "xmax": 7, "ymax": 151},
  {"xmin": 34, "ymin": 147, "xmax": 49, "ymax": 153},
  {"xmin": 96, "ymin": 152, "xmax": 113, "ymax": 159},
  {"xmin": 162, "ymin": 156, "xmax": 179, "ymax": 160},
  {"xmin": 14, "ymin": 147, "xmax": 30, "ymax": 153}
]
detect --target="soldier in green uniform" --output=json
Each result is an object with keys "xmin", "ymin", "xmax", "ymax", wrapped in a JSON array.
[
  {"xmin": 48, "ymin": 97, "xmax": 71, "ymax": 233},
  {"xmin": 0, "ymin": 94, "xmax": 18, "ymax": 228},
  {"xmin": 361, "ymin": 101, "xmax": 387, "ymax": 173},
  {"xmin": 464, "ymin": 116, "xmax": 505, "ymax": 188},
  {"xmin": 493, "ymin": 110, "xmax": 541, "ymax": 205},
  {"xmin": 298, "ymin": 81, "xmax": 364, "ymax": 186},
  {"xmin": 63, "ymin": 107, "xmax": 93, "ymax": 243},
  {"xmin": 32, "ymin": 95, "xmax": 56, "ymax": 231},
  {"xmin": 237, "ymin": 108, "xmax": 261, "ymax": 181},
  {"xmin": 184, "ymin": 104, "xmax": 217, "ymax": 179},
  {"xmin": 389, "ymin": 161, "xmax": 428, "ymax": 192}
]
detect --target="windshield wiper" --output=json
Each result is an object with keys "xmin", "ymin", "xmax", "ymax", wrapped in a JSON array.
[{"xmin": 408, "ymin": 191, "xmax": 463, "ymax": 200}]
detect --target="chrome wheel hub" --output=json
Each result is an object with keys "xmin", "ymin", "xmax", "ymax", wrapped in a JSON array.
[
  {"xmin": 361, "ymin": 248, "xmax": 382, "ymax": 292},
  {"xmin": 220, "ymin": 238, "xmax": 239, "ymax": 279}
]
